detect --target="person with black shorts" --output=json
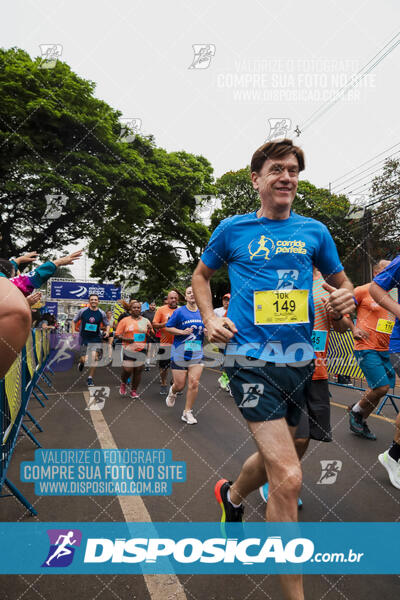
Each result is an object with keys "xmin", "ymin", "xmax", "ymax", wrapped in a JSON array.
[
  {"xmin": 164, "ymin": 286, "xmax": 205, "ymax": 424},
  {"xmin": 152, "ymin": 291, "xmax": 178, "ymax": 395},
  {"xmin": 141, "ymin": 301, "xmax": 158, "ymax": 371},
  {"xmin": 259, "ymin": 268, "xmax": 350, "ymax": 506},
  {"xmin": 114, "ymin": 300, "xmax": 154, "ymax": 399}
]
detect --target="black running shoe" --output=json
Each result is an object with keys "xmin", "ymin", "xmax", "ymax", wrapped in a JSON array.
[
  {"xmin": 78, "ymin": 362, "xmax": 84, "ymax": 372},
  {"xmin": 361, "ymin": 421, "xmax": 377, "ymax": 441},
  {"xmin": 214, "ymin": 479, "xmax": 243, "ymax": 523},
  {"xmin": 348, "ymin": 404, "xmax": 364, "ymax": 435}
]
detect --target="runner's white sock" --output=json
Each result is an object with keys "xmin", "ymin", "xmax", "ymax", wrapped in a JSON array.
[
  {"xmin": 352, "ymin": 402, "xmax": 363, "ymax": 414},
  {"xmin": 227, "ymin": 489, "xmax": 242, "ymax": 508}
]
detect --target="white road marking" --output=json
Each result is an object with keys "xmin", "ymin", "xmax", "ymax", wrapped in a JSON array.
[{"xmin": 83, "ymin": 392, "xmax": 187, "ymax": 600}]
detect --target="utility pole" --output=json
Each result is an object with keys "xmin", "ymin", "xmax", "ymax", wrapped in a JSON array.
[{"xmin": 362, "ymin": 208, "xmax": 372, "ymax": 283}]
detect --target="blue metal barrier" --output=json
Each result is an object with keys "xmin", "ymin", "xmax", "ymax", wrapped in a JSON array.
[
  {"xmin": 329, "ymin": 379, "xmax": 399, "ymax": 415},
  {"xmin": 0, "ymin": 329, "xmax": 51, "ymax": 516}
]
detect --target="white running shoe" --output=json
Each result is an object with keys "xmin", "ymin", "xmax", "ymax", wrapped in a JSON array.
[
  {"xmin": 181, "ymin": 409, "xmax": 197, "ymax": 425},
  {"xmin": 378, "ymin": 450, "xmax": 400, "ymax": 489},
  {"xmin": 166, "ymin": 386, "xmax": 177, "ymax": 407}
]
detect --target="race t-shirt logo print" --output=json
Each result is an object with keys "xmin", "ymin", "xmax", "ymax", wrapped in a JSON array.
[
  {"xmin": 42, "ymin": 529, "xmax": 82, "ymax": 567},
  {"xmin": 276, "ymin": 269, "xmax": 299, "ymax": 290},
  {"xmin": 248, "ymin": 236, "xmax": 275, "ymax": 261},
  {"xmin": 238, "ymin": 383, "xmax": 264, "ymax": 408}
]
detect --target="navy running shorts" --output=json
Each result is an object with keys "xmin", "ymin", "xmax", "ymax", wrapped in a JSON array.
[{"xmin": 225, "ymin": 358, "xmax": 314, "ymax": 426}]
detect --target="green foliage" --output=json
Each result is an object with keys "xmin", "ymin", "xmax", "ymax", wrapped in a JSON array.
[
  {"xmin": 0, "ymin": 47, "xmax": 214, "ymax": 301},
  {"xmin": 368, "ymin": 158, "xmax": 400, "ymax": 257},
  {"xmin": 88, "ymin": 137, "xmax": 215, "ymax": 300},
  {"xmin": 210, "ymin": 168, "xmax": 259, "ymax": 231},
  {"xmin": 0, "ymin": 47, "xmax": 149, "ymax": 256},
  {"xmin": 53, "ymin": 266, "xmax": 75, "ymax": 279}
]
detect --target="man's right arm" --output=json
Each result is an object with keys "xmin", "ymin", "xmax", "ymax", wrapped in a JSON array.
[
  {"xmin": 192, "ymin": 260, "xmax": 237, "ymax": 343},
  {"xmin": 73, "ymin": 308, "xmax": 84, "ymax": 323}
]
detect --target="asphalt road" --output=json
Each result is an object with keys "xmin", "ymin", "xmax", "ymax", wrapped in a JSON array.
[{"xmin": 1, "ymin": 357, "xmax": 400, "ymax": 599}]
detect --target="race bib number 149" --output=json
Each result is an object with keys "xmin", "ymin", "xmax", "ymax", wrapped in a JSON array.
[{"xmin": 254, "ymin": 290, "xmax": 309, "ymax": 325}]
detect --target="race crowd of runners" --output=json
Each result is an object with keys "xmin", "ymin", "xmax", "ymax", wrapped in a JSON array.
[{"xmin": 2, "ymin": 139, "xmax": 400, "ymax": 599}]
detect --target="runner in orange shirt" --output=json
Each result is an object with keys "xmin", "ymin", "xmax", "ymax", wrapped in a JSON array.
[
  {"xmin": 152, "ymin": 290, "xmax": 179, "ymax": 395},
  {"xmin": 347, "ymin": 259, "xmax": 395, "ymax": 440},
  {"xmin": 115, "ymin": 300, "xmax": 154, "ymax": 399}
]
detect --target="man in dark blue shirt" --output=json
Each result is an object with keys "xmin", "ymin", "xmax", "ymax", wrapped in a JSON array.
[{"xmin": 73, "ymin": 294, "xmax": 109, "ymax": 386}]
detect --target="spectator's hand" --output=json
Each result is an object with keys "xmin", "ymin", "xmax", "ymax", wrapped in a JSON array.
[
  {"xmin": 53, "ymin": 250, "xmax": 83, "ymax": 267},
  {"xmin": 206, "ymin": 316, "xmax": 237, "ymax": 343},
  {"xmin": 26, "ymin": 291, "xmax": 42, "ymax": 306},
  {"xmin": 15, "ymin": 251, "xmax": 39, "ymax": 265}
]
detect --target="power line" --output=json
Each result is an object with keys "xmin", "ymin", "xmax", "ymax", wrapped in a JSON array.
[
  {"xmin": 333, "ymin": 153, "xmax": 400, "ymax": 195},
  {"xmin": 331, "ymin": 141, "xmax": 400, "ymax": 185},
  {"xmin": 348, "ymin": 198, "xmax": 400, "ymax": 233},
  {"xmin": 332, "ymin": 150, "xmax": 400, "ymax": 193},
  {"xmin": 295, "ymin": 31, "xmax": 400, "ymax": 134},
  {"xmin": 342, "ymin": 173, "xmax": 400, "ymax": 197}
]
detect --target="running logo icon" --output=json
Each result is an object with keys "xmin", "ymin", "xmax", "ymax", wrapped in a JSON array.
[
  {"xmin": 188, "ymin": 44, "xmax": 216, "ymax": 69},
  {"xmin": 42, "ymin": 529, "xmax": 82, "ymax": 567},
  {"xmin": 70, "ymin": 285, "xmax": 88, "ymax": 298},
  {"xmin": 276, "ymin": 269, "xmax": 299, "ymax": 290},
  {"xmin": 238, "ymin": 383, "xmax": 264, "ymax": 408},
  {"xmin": 248, "ymin": 236, "xmax": 275, "ymax": 261},
  {"xmin": 47, "ymin": 336, "xmax": 76, "ymax": 372},
  {"xmin": 317, "ymin": 460, "xmax": 342, "ymax": 485}
]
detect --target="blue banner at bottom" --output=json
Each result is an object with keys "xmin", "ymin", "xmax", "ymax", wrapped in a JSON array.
[{"xmin": 0, "ymin": 522, "xmax": 398, "ymax": 574}]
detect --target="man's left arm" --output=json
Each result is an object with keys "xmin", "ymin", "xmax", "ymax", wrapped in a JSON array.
[{"xmin": 101, "ymin": 312, "xmax": 110, "ymax": 337}]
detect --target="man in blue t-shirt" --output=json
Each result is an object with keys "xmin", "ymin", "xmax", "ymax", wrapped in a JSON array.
[
  {"xmin": 73, "ymin": 294, "xmax": 109, "ymax": 386},
  {"xmin": 192, "ymin": 138, "xmax": 355, "ymax": 600},
  {"xmin": 370, "ymin": 256, "xmax": 400, "ymax": 490},
  {"xmin": 164, "ymin": 286, "xmax": 205, "ymax": 425}
]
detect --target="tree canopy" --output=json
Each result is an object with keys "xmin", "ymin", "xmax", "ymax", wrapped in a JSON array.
[{"xmin": 2, "ymin": 47, "xmax": 398, "ymax": 294}]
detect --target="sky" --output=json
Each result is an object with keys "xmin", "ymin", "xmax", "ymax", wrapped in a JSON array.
[{"xmin": 3, "ymin": 0, "xmax": 400, "ymax": 279}]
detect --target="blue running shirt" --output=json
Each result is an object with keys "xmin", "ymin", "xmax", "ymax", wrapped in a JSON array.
[
  {"xmin": 201, "ymin": 211, "xmax": 343, "ymax": 364},
  {"xmin": 166, "ymin": 305, "xmax": 205, "ymax": 362},
  {"xmin": 373, "ymin": 255, "xmax": 400, "ymax": 353}
]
